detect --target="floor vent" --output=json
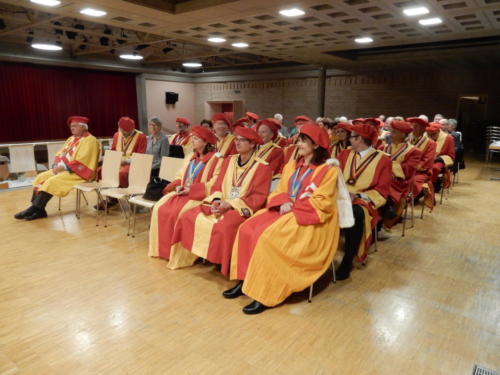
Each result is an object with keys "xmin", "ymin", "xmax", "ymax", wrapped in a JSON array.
[{"xmin": 473, "ymin": 364, "xmax": 499, "ymax": 375}]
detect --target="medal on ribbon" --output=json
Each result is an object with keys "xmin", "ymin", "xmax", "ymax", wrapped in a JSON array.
[
  {"xmin": 347, "ymin": 151, "xmax": 378, "ymax": 186},
  {"xmin": 230, "ymin": 186, "xmax": 241, "ymax": 199},
  {"xmin": 185, "ymin": 159, "xmax": 204, "ymax": 186},
  {"xmin": 289, "ymin": 166, "xmax": 313, "ymax": 200},
  {"xmin": 230, "ymin": 155, "xmax": 257, "ymax": 200}
]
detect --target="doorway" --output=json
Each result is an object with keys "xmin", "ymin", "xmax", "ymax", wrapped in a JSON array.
[
  {"xmin": 456, "ymin": 95, "xmax": 487, "ymax": 153},
  {"xmin": 205, "ymin": 100, "xmax": 245, "ymax": 123}
]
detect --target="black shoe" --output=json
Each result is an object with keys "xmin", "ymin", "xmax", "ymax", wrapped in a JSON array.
[
  {"xmin": 14, "ymin": 206, "xmax": 35, "ymax": 220},
  {"xmin": 25, "ymin": 207, "xmax": 48, "ymax": 221},
  {"xmin": 242, "ymin": 300, "xmax": 268, "ymax": 315},
  {"xmin": 223, "ymin": 281, "xmax": 243, "ymax": 299},
  {"xmin": 94, "ymin": 199, "xmax": 117, "ymax": 211},
  {"xmin": 335, "ymin": 265, "xmax": 351, "ymax": 281}
]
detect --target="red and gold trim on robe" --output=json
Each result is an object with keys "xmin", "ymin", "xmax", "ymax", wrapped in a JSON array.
[
  {"xmin": 410, "ymin": 134, "xmax": 437, "ymax": 209},
  {"xmin": 53, "ymin": 132, "xmax": 99, "ymax": 180},
  {"xmin": 112, "ymin": 130, "xmax": 147, "ymax": 160},
  {"xmin": 216, "ymin": 134, "xmax": 237, "ymax": 157},
  {"xmin": 338, "ymin": 148, "xmax": 392, "ymax": 261},
  {"xmin": 256, "ymin": 141, "xmax": 284, "ymax": 178},
  {"xmin": 149, "ymin": 151, "xmax": 222, "ymax": 260},
  {"xmin": 168, "ymin": 153, "xmax": 273, "ymax": 275},
  {"xmin": 435, "ymin": 131, "xmax": 455, "ymax": 167},
  {"xmin": 330, "ymin": 141, "xmax": 349, "ymax": 159}
]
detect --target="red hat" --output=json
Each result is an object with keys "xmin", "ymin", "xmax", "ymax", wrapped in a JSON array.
[
  {"xmin": 176, "ymin": 117, "xmax": 190, "ymax": 126},
  {"xmin": 299, "ymin": 122, "xmax": 330, "ymax": 149},
  {"xmin": 352, "ymin": 118, "xmax": 364, "ymax": 125},
  {"xmin": 364, "ymin": 118, "xmax": 383, "ymax": 127},
  {"xmin": 246, "ymin": 112, "xmax": 259, "ymax": 121},
  {"xmin": 191, "ymin": 125, "xmax": 217, "ymax": 145},
  {"xmin": 406, "ymin": 117, "xmax": 428, "ymax": 128},
  {"xmin": 351, "ymin": 124, "xmax": 378, "ymax": 145},
  {"xmin": 294, "ymin": 115, "xmax": 312, "ymax": 124},
  {"xmin": 118, "ymin": 116, "xmax": 135, "ymax": 132},
  {"xmin": 67, "ymin": 116, "xmax": 89, "ymax": 126},
  {"xmin": 211, "ymin": 113, "xmax": 231, "ymax": 127},
  {"xmin": 426, "ymin": 123, "xmax": 441, "ymax": 135},
  {"xmin": 335, "ymin": 122, "xmax": 352, "ymax": 133},
  {"xmin": 233, "ymin": 126, "xmax": 263, "ymax": 145},
  {"xmin": 390, "ymin": 120, "xmax": 413, "ymax": 134},
  {"xmin": 256, "ymin": 118, "xmax": 281, "ymax": 138}
]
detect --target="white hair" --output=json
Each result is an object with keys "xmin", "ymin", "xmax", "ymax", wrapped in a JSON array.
[
  {"xmin": 448, "ymin": 118, "xmax": 457, "ymax": 129},
  {"xmin": 73, "ymin": 122, "xmax": 88, "ymax": 130},
  {"xmin": 439, "ymin": 118, "xmax": 448, "ymax": 125},
  {"xmin": 339, "ymin": 116, "xmax": 348, "ymax": 122},
  {"xmin": 273, "ymin": 113, "xmax": 283, "ymax": 121},
  {"xmin": 385, "ymin": 116, "xmax": 394, "ymax": 125},
  {"xmin": 315, "ymin": 117, "xmax": 323, "ymax": 123},
  {"xmin": 149, "ymin": 116, "xmax": 162, "ymax": 126},
  {"xmin": 418, "ymin": 114, "xmax": 429, "ymax": 122},
  {"xmin": 434, "ymin": 114, "xmax": 443, "ymax": 121}
]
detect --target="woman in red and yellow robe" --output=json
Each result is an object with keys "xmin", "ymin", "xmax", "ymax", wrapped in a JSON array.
[
  {"xmin": 227, "ymin": 124, "xmax": 339, "ymax": 314},
  {"xmin": 330, "ymin": 122, "xmax": 351, "ymax": 159},
  {"xmin": 149, "ymin": 126, "xmax": 221, "ymax": 260},
  {"xmin": 168, "ymin": 127, "xmax": 273, "ymax": 275}
]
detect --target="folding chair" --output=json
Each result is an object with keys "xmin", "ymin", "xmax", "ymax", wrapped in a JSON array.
[
  {"xmin": 101, "ymin": 153, "xmax": 153, "ymax": 229},
  {"xmin": 127, "ymin": 156, "xmax": 185, "ymax": 237},
  {"xmin": 74, "ymin": 149, "xmax": 122, "ymax": 220},
  {"xmin": 401, "ymin": 174, "xmax": 416, "ymax": 237},
  {"xmin": 308, "ymin": 259, "xmax": 336, "ymax": 303}
]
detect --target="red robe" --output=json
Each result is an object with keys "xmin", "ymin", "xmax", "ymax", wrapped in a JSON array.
[
  {"xmin": 338, "ymin": 148, "xmax": 392, "ymax": 260},
  {"xmin": 150, "ymin": 152, "xmax": 221, "ymax": 260},
  {"xmin": 410, "ymin": 134, "xmax": 437, "ymax": 207},
  {"xmin": 110, "ymin": 130, "xmax": 147, "ymax": 187},
  {"xmin": 330, "ymin": 141, "xmax": 349, "ymax": 159},
  {"xmin": 256, "ymin": 141, "xmax": 284, "ymax": 178},
  {"xmin": 216, "ymin": 134, "xmax": 237, "ymax": 157},
  {"xmin": 431, "ymin": 131, "xmax": 455, "ymax": 184},
  {"xmin": 275, "ymin": 136, "xmax": 289, "ymax": 148},
  {"xmin": 169, "ymin": 153, "xmax": 273, "ymax": 275},
  {"xmin": 283, "ymin": 144, "xmax": 300, "ymax": 165}
]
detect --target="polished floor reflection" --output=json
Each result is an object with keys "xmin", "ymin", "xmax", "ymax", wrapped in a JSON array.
[{"xmin": 1, "ymin": 159, "xmax": 499, "ymax": 374}]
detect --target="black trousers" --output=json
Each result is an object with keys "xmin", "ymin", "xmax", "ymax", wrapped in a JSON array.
[{"xmin": 338, "ymin": 204, "xmax": 365, "ymax": 274}]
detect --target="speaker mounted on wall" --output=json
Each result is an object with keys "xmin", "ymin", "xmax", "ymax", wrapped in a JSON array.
[{"xmin": 165, "ymin": 91, "xmax": 179, "ymax": 105}]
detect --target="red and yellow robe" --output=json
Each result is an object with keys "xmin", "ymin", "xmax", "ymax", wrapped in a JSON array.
[
  {"xmin": 216, "ymin": 134, "xmax": 237, "ymax": 157},
  {"xmin": 168, "ymin": 153, "xmax": 273, "ymax": 275},
  {"xmin": 170, "ymin": 131, "xmax": 193, "ymax": 156},
  {"xmin": 431, "ymin": 131, "xmax": 455, "ymax": 185},
  {"xmin": 330, "ymin": 140, "xmax": 349, "ymax": 159},
  {"xmin": 148, "ymin": 151, "xmax": 221, "ymax": 260},
  {"xmin": 382, "ymin": 142, "xmax": 421, "ymax": 228},
  {"xmin": 275, "ymin": 136, "xmax": 289, "ymax": 148},
  {"xmin": 33, "ymin": 132, "xmax": 100, "ymax": 197},
  {"xmin": 338, "ymin": 148, "xmax": 392, "ymax": 260},
  {"xmin": 110, "ymin": 130, "xmax": 147, "ymax": 187},
  {"xmin": 230, "ymin": 158, "xmax": 340, "ymax": 307},
  {"xmin": 410, "ymin": 134, "xmax": 437, "ymax": 208},
  {"xmin": 256, "ymin": 141, "xmax": 284, "ymax": 178},
  {"xmin": 283, "ymin": 144, "xmax": 300, "ymax": 165}
]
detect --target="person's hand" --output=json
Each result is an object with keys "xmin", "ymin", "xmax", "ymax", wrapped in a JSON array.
[
  {"xmin": 175, "ymin": 186, "xmax": 190, "ymax": 195},
  {"xmin": 279, "ymin": 202, "xmax": 293, "ymax": 215},
  {"xmin": 52, "ymin": 165, "xmax": 65, "ymax": 174},
  {"xmin": 211, "ymin": 200, "xmax": 231, "ymax": 214}
]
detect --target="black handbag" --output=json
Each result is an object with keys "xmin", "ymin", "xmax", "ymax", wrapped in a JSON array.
[{"xmin": 143, "ymin": 177, "xmax": 169, "ymax": 201}]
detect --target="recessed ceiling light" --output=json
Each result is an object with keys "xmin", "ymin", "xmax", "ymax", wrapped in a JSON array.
[
  {"xmin": 354, "ymin": 37, "xmax": 373, "ymax": 44},
  {"xmin": 403, "ymin": 6, "xmax": 429, "ymax": 16},
  {"xmin": 120, "ymin": 54, "xmax": 143, "ymax": 60},
  {"xmin": 419, "ymin": 17, "xmax": 442, "ymax": 26},
  {"xmin": 182, "ymin": 62, "xmax": 203, "ymax": 68},
  {"xmin": 208, "ymin": 37, "xmax": 226, "ymax": 43},
  {"xmin": 232, "ymin": 42, "xmax": 249, "ymax": 48},
  {"xmin": 279, "ymin": 8, "xmax": 305, "ymax": 17},
  {"xmin": 32, "ymin": 43, "xmax": 62, "ymax": 51},
  {"xmin": 30, "ymin": 0, "xmax": 61, "ymax": 6},
  {"xmin": 80, "ymin": 8, "xmax": 107, "ymax": 17}
]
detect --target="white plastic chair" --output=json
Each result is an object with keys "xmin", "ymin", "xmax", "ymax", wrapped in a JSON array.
[
  {"xmin": 101, "ymin": 153, "xmax": 153, "ymax": 228},
  {"xmin": 74, "ymin": 149, "xmax": 122, "ymax": 220},
  {"xmin": 46, "ymin": 142, "xmax": 65, "ymax": 168},
  {"xmin": 8, "ymin": 144, "xmax": 36, "ymax": 173},
  {"xmin": 128, "ymin": 156, "xmax": 185, "ymax": 237}
]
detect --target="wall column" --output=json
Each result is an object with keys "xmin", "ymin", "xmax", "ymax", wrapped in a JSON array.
[
  {"xmin": 135, "ymin": 73, "xmax": 148, "ymax": 133},
  {"xmin": 317, "ymin": 66, "xmax": 326, "ymax": 118}
]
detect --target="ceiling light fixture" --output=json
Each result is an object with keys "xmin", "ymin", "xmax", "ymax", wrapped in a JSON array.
[
  {"xmin": 80, "ymin": 8, "xmax": 107, "ymax": 17},
  {"xmin": 182, "ymin": 62, "xmax": 203, "ymax": 68},
  {"xmin": 403, "ymin": 6, "xmax": 429, "ymax": 16},
  {"xmin": 120, "ymin": 54, "xmax": 143, "ymax": 60},
  {"xmin": 232, "ymin": 42, "xmax": 248, "ymax": 48},
  {"xmin": 418, "ymin": 17, "xmax": 442, "ymax": 26},
  {"xmin": 279, "ymin": 8, "xmax": 305, "ymax": 17},
  {"xmin": 354, "ymin": 37, "xmax": 373, "ymax": 44},
  {"xmin": 208, "ymin": 37, "xmax": 226, "ymax": 43},
  {"xmin": 32, "ymin": 42, "xmax": 62, "ymax": 51},
  {"xmin": 30, "ymin": 0, "xmax": 61, "ymax": 6}
]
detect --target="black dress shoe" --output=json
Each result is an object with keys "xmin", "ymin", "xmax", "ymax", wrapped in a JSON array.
[
  {"xmin": 242, "ymin": 300, "xmax": 268, "ymax": 315},
  {"xmin": 335, "ymin": 268, "xmax": 350, "ymax": 281},
  {"xmin": 14, "ymin": 206, "xmax": 35, "ymax": 220},
  {"xmin": 223, "ymin": 281, "xmax": 243, "ymax": 299},
  {"xmin": 24, "ymin": 207, "xmax": 48, "ymax": 221}
]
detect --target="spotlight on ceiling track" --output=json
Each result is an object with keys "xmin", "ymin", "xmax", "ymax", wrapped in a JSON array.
[
  {"xmin": 120, "ymin": 53, "xmax": 143, "ymax": 60},
  {"xmin": 403, "ymin": 6, "xmax": 429, "ymax": 16},
  {"xmin": 80, "ymin": 8, "xmax": 107, "ymax": 17},
  {"xmin": 354, "ymin": 36, "xmax": 373, "ymax": 44},
  {"xmin": 419, "ymin": 17, "xmax": 442, "ymax": 26},
  {"xmin": 30, "ymin": 0, "xmax": 61, "ymax": 6},
  {"xmin": 32, "ymin": 42, "xmax": 63, "ymax": 51},
  {"xmin": 207, "ymin": 37, "xmax": 226, "ymax": 43},
  {"xmin": 182, "ymin": 61, "xmax": 202, "ymax": 68},
  {"xmin": 279, "ymin": 8, "xmax": 305, "ymax": 17}
]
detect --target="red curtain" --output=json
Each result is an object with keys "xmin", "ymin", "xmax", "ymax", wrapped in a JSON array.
[{"xmin": 0, "ymin": 62, "xmax": 138, "ymax": 142}]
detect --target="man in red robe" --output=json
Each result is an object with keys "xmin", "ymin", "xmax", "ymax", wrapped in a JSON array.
[
  {"xmin": 168, "ymin": 127, "xmax": 273, "ymax": 275},
  {"xmin": 212, "ymin": 113, "xmax": 237, "ymax": 157},
  {"xmin": 364, "ymin": 117, "xmax": 386, "ymax": 149},
  {"xmin": 407, "ymin": 117, "xmax": 437, "ymax": 208},
  {"xmin": 427, "ymin": 122, "xmax": 455, "ymax": 192},
  {"xmin": 256, "ymin": 118, "xmax": 285, "ymax": 178},
  {"xmin": 381, "ymin": 120, "xmax": 421, "ymax": 229},
  {"xmin": 245, "ymin": 111, "xmax": 259, "ymax": 128},
  {"xmin": 170, "ymin": 117, "xmax": 192, "ymax": 155},
  {"xmin": 337, "ymin": 124, "xmax": 392, "ymax": 280}
]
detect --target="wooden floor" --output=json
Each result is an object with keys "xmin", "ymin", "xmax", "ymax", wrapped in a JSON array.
[{"xmin": 1, "ymin": 159, "xmax": 499, "ymax": 375}]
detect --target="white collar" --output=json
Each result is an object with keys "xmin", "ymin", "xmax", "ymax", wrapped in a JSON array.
[{"xmin": 358, "ymin": 146, "xmax": 373, "ymax": 158}]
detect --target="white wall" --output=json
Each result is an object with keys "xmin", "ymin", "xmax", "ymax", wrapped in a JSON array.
[{"xmin": 144, "ymin": 79, "xmax": 196, "ymax": 133}]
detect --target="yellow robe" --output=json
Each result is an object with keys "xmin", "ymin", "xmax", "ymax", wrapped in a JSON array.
[
  {"xmin": 33, "ymin": 133, "xmax": 100, "ymax": 197},
  {"xmin": 231, "ymin": 159, "xmax": 340, "ymax": 307}
]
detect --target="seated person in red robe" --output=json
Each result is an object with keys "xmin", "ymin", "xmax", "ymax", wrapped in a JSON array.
[
  {"xmin": 212, "ymin": 113, "xmax": 237, "ymax": 157},
  {"xmin": 256, "ymin": 118, "xmax": 285, "ymax": 178},
  {"xmin": 168, "ymin": 127, "xmax": 273, "ymax": 275},
  {"xmin": 427, "ymin": 123, "xmax": 455, "ymax": 193},
  {"xmin": 170, "ymin": 117, "xmax": 192, "ymax": 156}
]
